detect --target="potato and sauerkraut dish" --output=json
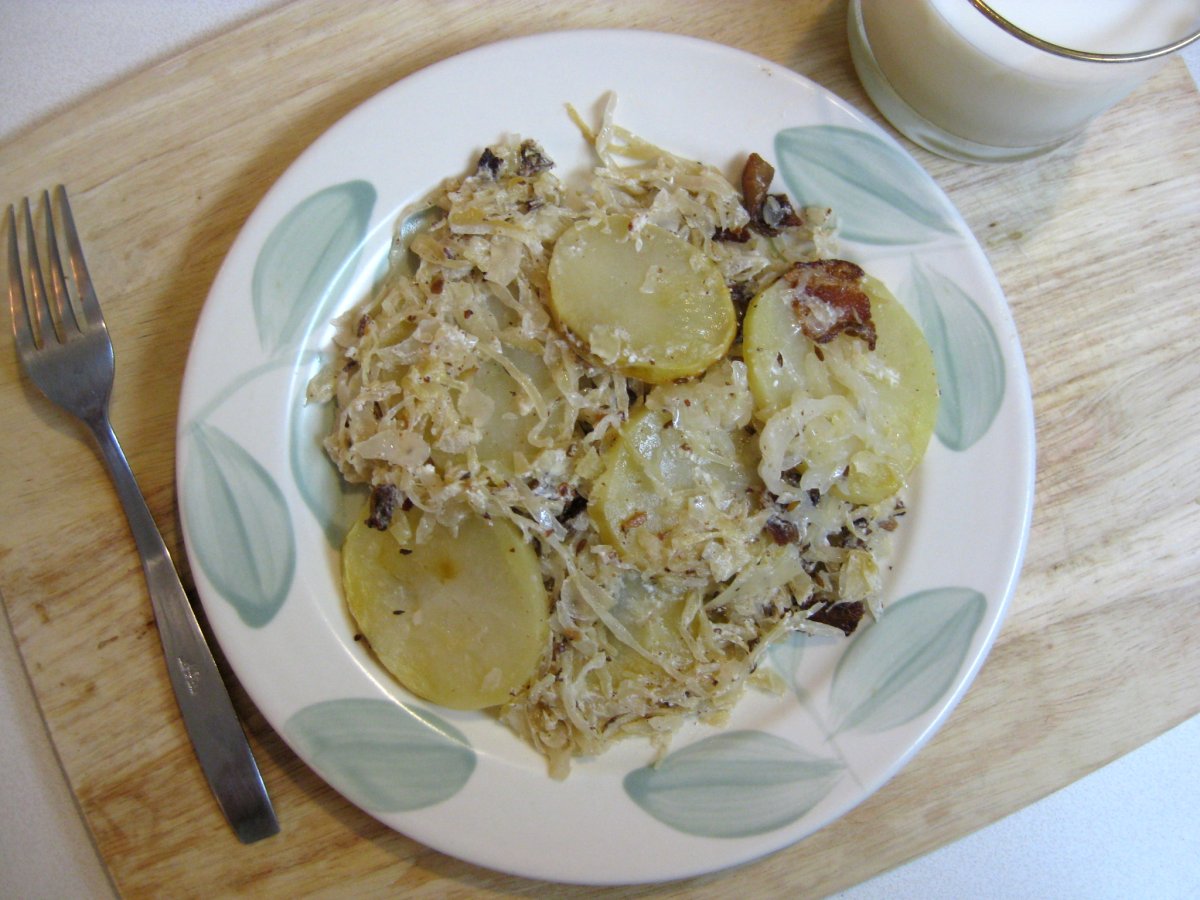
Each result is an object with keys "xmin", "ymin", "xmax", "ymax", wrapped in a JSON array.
[{"xmin": 308, "ymin": 102, "xmax": 938, "ymax": 777}]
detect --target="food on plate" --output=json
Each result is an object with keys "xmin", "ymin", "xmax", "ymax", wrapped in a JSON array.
[
  {"xmin": 308, "ymin": 98, "xmax": 938, "ymax": 777},
  {"xmin": 342, "ymin": 496, "xmax": 550, "ymax": 710},
  {"xmin": 743, "ymin": 260, "xmax": 938, "ymax": 504},
  {"xmin": 548, "ymin": 214, "xmax": 736, "ymax": 382}
]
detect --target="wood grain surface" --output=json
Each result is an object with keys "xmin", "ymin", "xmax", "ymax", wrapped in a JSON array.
[{"xmin": 1, "ymin": 1, "xmax": 1198, "ymax": 896}]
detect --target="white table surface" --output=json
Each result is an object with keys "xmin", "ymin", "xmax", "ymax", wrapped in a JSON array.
[{"xmin": 2, "ymin": 3, "xmax": 1198, "ymax": 897}]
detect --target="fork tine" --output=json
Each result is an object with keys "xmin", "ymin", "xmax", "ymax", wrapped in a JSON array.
[
  {"xmin": 6, "ymin": 203, "xmax": 37, "ymax": 354},
  {"xmin": 42, "ymin": 190, "xmax": 82, "ymax": 337},
  {"xmin": 21, "ymin": 196, "xmax": 60, "ymax": 347},
  {"xmin": 53, "ymin": 186, "xmax": 104, "ymax": 331}
]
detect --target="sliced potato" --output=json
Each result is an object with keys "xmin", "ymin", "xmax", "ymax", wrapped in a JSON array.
[
  {"xmin": 547, "ymin": 214, "xmax": 735, "ymax": 383},
  {"xmin": 604, "ymin": 574, "xmax": 691, "ymax": 680},
  {"xmin": 590, "ymin": 406, "xmax": 758, "ymax": 573},
  {"xmin": 430, "ymin": 342, "xmax": 557, "ymax": 476},
  {"xmin": 421, "ymin": 287, "xmax": 563, "ymax": 476},
  {"xmin": 343, "ymin": 505, "xmax": 549, "ymax": 709},
  {"xmin": 743, "ymin": 271, "xmax": 938, "ymax": 504},
  {"xmin": 471, "ymin": 346, "xmax": 553, "ymax": 465}
]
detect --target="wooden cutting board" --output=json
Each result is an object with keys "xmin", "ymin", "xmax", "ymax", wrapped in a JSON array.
[{"xmin": 2, "ymin": 1, "xmax": 1198, "ymax": 896}]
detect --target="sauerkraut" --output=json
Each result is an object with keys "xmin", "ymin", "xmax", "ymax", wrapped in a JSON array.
[{"xmin": 308, "ymin": 98, "xmax": 931, "ymax": 778}]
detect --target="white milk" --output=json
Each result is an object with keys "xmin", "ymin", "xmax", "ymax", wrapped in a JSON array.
[{"xmin": 850, "ymin": 0, "xmax": 1200, "ymax": 160}]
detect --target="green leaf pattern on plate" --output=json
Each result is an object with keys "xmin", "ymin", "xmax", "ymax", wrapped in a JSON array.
[
  {"xmin": 624, "ymin": 731, "xmax": 843, "ymax": 838},
  {"xmin": 766, "ymin": 630, "xmax": 809, "ymax": 702},
  {"xmin": 181, "ymin": 422, "xmax": 295, "ymax": 627},
  {"xmin": 830, "ymin": 588, "xmax": 987, "ymax": 734},
  {"xmin": 285, "ymin": 698, "xmax": 476, "ymax": 812},
  {"xmin": 251, "ymin": 180, "xmax": 376, "ymax": 355},
  {"xmin": 774, "ymin": 126, "xmax": 959, "ymax": 245},
  {"xmin": 187, "ymin": 181, "xmax": 378, "ymax": 617},
  {"xmin": 906, "ymin": 259, "xmax": 1006, "ymax": 451}
]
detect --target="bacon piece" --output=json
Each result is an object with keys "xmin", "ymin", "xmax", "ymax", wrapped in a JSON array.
[
  {"xmin": 808, "ymin": 600, "xmax": 866, "ymax": 636},
  {"xmin": 366, "ymin": 483, "xmax": 403, "ymax": 531},
  {"xmin": 740, "ymin": 153, "xmax": 804, "ymax": 235},
  {"xmin": 517, "ymin": 140, "xmax": 554, "ymax": 177},
  {"xmin": 764, "ymin": 514, "xmax": 799, "ymax": 545},
  {"xmin": 713, "ymin": 226, "xmax": 752, "ymax": 243},
  {"xmin": 475, "ymin": 147, "xmax": 502, "ymax": 178},
  {"xmin": 741, "ymin": 153, "xmax": 775, "ymax": 222},
  {"xmin": 760, "ymin": 194, "xmax": 803, "ymax": 232},
  {"xmin": 783, "ymin": 259, "xmax": 877, "ymax": 351}
]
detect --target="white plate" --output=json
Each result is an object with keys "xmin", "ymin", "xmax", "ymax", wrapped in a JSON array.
[{"xmin": 177, "ymin": 29, "xmax": 1035, "ymax": 885}]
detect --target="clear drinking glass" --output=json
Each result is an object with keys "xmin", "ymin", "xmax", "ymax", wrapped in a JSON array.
[{"xmin": 848, "ymin": 0, "xmax": 1200, "ymax": 163}]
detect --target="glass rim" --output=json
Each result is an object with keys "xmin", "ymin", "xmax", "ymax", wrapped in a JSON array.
[{"xmin": 969, "ymin": 0, "xmax": 1200, "ymax": 63}]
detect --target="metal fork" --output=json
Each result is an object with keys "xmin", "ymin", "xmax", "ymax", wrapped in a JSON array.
[{"xmin": 6, "ymin": 187, "xmax": 279, "ymax": 844}]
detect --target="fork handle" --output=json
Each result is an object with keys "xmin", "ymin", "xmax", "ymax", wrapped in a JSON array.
[{"xmin": 86, "ymin": 413, "xmax": 279, "ymax": 843}]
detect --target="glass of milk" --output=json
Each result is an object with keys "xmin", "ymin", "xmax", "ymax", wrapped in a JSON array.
[{"xmin": 848, "ymin": 0, "xmax": 1200, "ymax": 162}]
